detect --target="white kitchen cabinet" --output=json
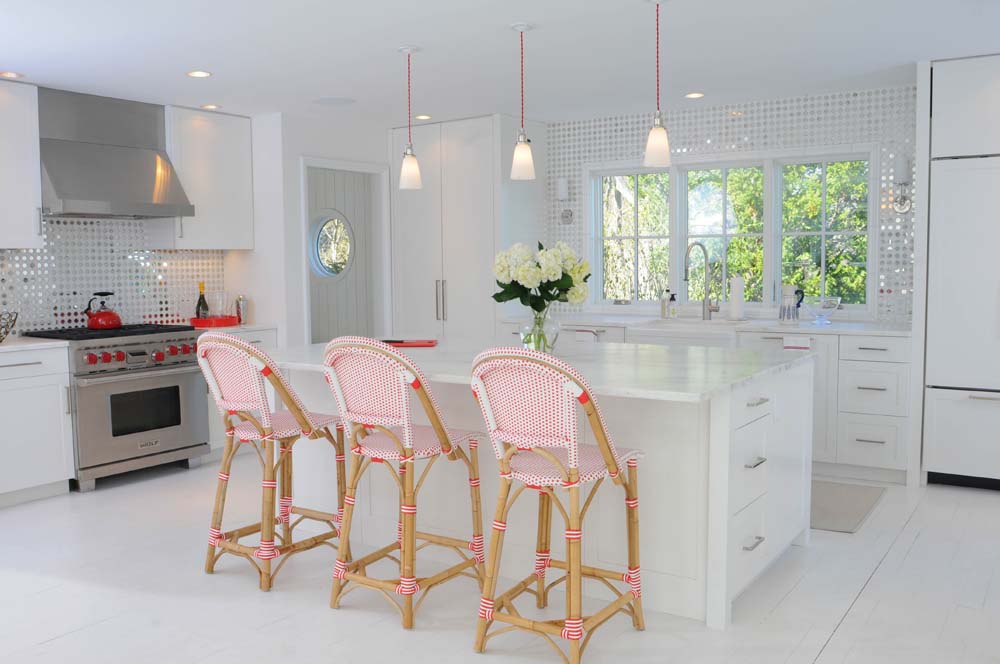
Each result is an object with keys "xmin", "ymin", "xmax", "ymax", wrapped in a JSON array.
[
  {"xmin": 0, "ymin": 348, "xmax": 73, "ymax": 497},
  {"xmin": 931, "ymin": 55, "xmax": 1000, "ymax": 159},
  {"xmin": 164, "ymin": 107, "xmax": 254, "ymax": 250},
  {"xmin": 736, "ymin": 332, "xmax": 839, "ymax": 463},
  {"xmin": 389, "ymin": 115, "xmax": 545, "ymax": 341},
  {"xmin": 0, "ymin": 81, "xmax": 43, "ymax": 249},
  {"xmin": 836, "ymin": 412, "xmax": 906, "ymax": 470},
  {"xmin": 924, "ymin": 388, "xmax": 1000, "ymax": 481}
]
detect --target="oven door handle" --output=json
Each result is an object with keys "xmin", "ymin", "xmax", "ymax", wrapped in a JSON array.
[{"xmin": 74, "ymin": 365, "xmax": 204, "ymax": 387}]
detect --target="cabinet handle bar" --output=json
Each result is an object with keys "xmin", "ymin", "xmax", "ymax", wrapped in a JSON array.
[{"xmin": 742, "ymin": 535, "xmax": 765, "ymax": 552}]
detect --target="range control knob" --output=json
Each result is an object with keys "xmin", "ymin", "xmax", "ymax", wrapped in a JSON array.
[
  {"xmin": 192, "ymin": 343, "xmax": 198, "ymax": 355},
  {"xmin": 100, "ymin": 352, "xmax": 112, "ymax": 363},
  {"xmin": 180, "ymin": 344, "xmax": 191, "ymax": 355},
  {"xmin": 168, "ymin": 345, "xmax": 179, "ymax": 356},
  {"xmin": 152, "ymin": 351, "xmax": 165, "ymax": 362},
  {"xmin": 115, "ymin": 351, "xmax": 126, "ymax": 362},
  {"xmin": 84, "ymin": 352, "xmax": 98, "ymax": 365}
]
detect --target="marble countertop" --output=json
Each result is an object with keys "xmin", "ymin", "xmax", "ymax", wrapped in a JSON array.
[
  {"xmin": 735, "ymin": 320, "xmax": 911, "ymax": 337},
  {"xmin": 196, "ymin": 323, "xmax": 278, "ymax": 334},
  {"xmin": 0, "ymin": 336, "xmax": 69, "ymax": 353},
  {"xmin": 268, "ymin": 340, "xmax": 814, "ymax": 403}
]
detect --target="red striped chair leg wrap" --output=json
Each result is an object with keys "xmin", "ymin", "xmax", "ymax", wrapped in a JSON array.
[
  {"xmin": 332, "ymin": 559, "xmax": 347, "ymax": 580},
  {"xmin": 254, "ymin": 540, "xmax": 279, "ymax": 560},
  {"xmin": 478, "ymin": 597, "xmax": 495, "ymax": 621},
  {"xmin": 469, "ymin": 439, "xmax": 478, "ymax": 449},
  {"xmin": 395, "ymin": 576, "xmax": 419, "ymax": 596},
  {"xmin": 261, "ymin": 479, "xmax": 277, "ymax": 490},
  {"xmin": 561, "ymin": 618, "xmax": 584, "ymax": 640},
  {"xmin": 336, "ymin": 507, "xmax": 344, "ymax": 524},
  {"xmin": 492, "ymin": 519, "xmax": 507, "ymax": 532},
  {"xmin": 335, "ymin": 454, "xmax": 345, "ymax": 463},
  {"xmin": 625, "ymin": 497, "xmax": 639, "ymax": 509},
  {"xmin": 561, "ymin": 479, "xmax": 579, "ymax": 488},
  {"xmin": 344, "ymin": 494, "xmax": 356, "ymax": 506},
  {"xmin": 468, "ymin": 534, "xmax": 485, "ymax": 563},
  {"xmin": 622, "ymin": 566, "xmax": 642, "ymax": 598},
  {"xmin": 208, "ymin": 527, "xmax": 223, "ymax": 546},
  {"xmin": 499, "ymin": 470, "xmax": 512, "ymax": 480},
  {"xmin": 278, "ymin": 496, "xmax": 293, "ymax": 523},
  {"xmin": 224, "ymin": 429, "xmax": 235, "ymax": 437},
  {"xmin": 400, "ymin": 503, "xmax": 417, "ymax": 515},
  {"xmin": 468, "ymin": 477, "xmax": 481, "ymax": 488},
  {"xmin": 564, "ymin": 528, "xmax": 582, "ymax": 541},
  {"xmin": 217, "ymin": 472, "xmax": 230, "ymax": 482},
  {"xmin": 627, "ymin": 458, "xmax": 638, "ymax": 468},
  {"xmin": 534, "ymin": 550, "xmax": 551, "ymax": 578},
  {"xmin": 397, "ymin": 520, "xmax": 403, "ymax": 547}
]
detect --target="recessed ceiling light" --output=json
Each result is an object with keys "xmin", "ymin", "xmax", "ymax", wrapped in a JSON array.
[
  {"xmin": 685, "ymin": 92, "xmax": 705, "ymax": 99},
  {"xmin": 200, "ymin": 104, "xmax": 221, "ymax": 110},
  {"xmin": 186, "ymin": 70, "xmax": 212, "ymax": 78},
  {"xmin": 415, "ymin": 114, "xmax": 432, "ymax": 120},
  {"xmin": 0, "ymin": 71, "xmax": 24, "ymax": 79}
]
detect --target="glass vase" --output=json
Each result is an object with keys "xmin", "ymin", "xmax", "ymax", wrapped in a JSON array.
[{"xmin": 520, "ymin": 308, "xmax": 560, "ymax": 352}]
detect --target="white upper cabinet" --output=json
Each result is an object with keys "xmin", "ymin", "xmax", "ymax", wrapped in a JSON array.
[
  {"xmin": 0, "ymin": 81, "xmax": 43, "ymax": 249},
  {"xmin": 165, "ymin": 107, "xmax": 253, "ymax": 250},
  {"xmin": 932, "ymin": 55, "xmax": 1000, "ymax": 159}
]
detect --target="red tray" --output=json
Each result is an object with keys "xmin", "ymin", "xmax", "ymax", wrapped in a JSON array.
[
  {"xmin": 382, "ymin": 339, "xmax": 438, "ymax": 348},
  {"xmin": 191, "ymin": 316, "xmax": 240, "ymax": 329}
]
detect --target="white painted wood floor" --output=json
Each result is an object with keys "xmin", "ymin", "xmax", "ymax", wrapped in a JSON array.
[{"xmin": 2, "ymin": 454, "xmax": 999, "ymax": 663}]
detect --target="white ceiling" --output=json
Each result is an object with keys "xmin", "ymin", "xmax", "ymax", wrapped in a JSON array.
[{"xmin": 3, "ymin": 0, "xmax": 999, "ymax": 126}]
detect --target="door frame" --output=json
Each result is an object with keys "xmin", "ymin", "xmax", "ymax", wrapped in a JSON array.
[{"xmin": 299, "ymin": 156, "xmax": 392, "ymax": 340}]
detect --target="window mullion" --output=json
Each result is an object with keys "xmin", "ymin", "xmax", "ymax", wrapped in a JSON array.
[
  {"xmin": 633, "ymin": 174, "xmax": 640, "ymax": 302},
  {"xmin": 820, "ymin": 162, "xmax": 828, "ymax": 298}
]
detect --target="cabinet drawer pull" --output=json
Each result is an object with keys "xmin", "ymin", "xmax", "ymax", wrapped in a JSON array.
[
  {"xmin": 968, "ymin": 395, "xmax": 1000, "ymax": 402},
  {"xmin": 856, "ymin": 386, "xmax": 888, "ymax": 392},
  {"xmin": 0, "ymin": 361, "xmax": 43, "ymax": 370},
  {"xmin": 746, "ymin": 397, "xmax": 770, "ymax": 407},
  {"xmin": 744, "ymin": 456, "xmax": 767, "ymax": 469},
  {"xmin": 855, "ymin": 438, "xmax": 886, "ymax": 445},
  {"xmin": 566, "ymin": 328, "xmax": 607, "ymax": 337},
  {"xmin": 857, "ymin": 346, "xmax": 889, "ymax": 351},
  {"xmin": 760, "ymin": 336, "xmax": 783, "ymax": 340},
  {"xmin": 742, "ymin": 535, "xmax": 765, "ymax": 552},
  {"xmin": 511, "ymin": 331, "xmax": 521, "ymax": 336},
  {"xmin": 65, "ymin": 385, "xmax": 71, "ymax": 415},
  {"xmin": 434, "ymin": 280, "xmax": 441, "ymax": 321}
]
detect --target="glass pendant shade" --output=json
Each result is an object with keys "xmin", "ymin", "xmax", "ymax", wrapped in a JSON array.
[
  {"xmin": 511, "ymin": 131, "xmax": 535, "ymax": 180},
  {"xmin": 643, "ymin": 111, "xmax": 671, "ymax": 168},
  {"xmin": 399, "ymin": 144, "xmax": 422, "ymax": 190}
]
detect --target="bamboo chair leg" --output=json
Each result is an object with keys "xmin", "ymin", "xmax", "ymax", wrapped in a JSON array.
[
  {"xmin": 626, "ymin": 463, "xmax": 645, "ymax": 631},
  {"xmin": 280, "ymin": 440, "xmax": 293, "ymax": 544},
  {"xmin": 474, "ymin": 477, "xmax": 513, "ymax": 653},
  {"xmin": 535, "ymin": 490, "xmax": 553, "ymax": 608},
  {"xmin": 566, "ymin": 485, "xmax": 583, "ymax": 664},
  {"xmin": 401, "ymin": 456, "xmax": 416, "ymax": 629},
  {"xmin": 205, "ymin": 434, "xmax": 236, "ymax": 573},
  {"xmin": 259, "ymin": 438, "xmax": 278, "ymax": 591},
  {"xmin": 467, "ymin": 441, "xmax": 485, "ymax": 588},
  {"xmin": 330, "ymin": 451, "xmax": 364, "ymax": 608}
]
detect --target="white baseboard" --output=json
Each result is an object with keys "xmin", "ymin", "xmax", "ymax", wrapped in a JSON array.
[
  {"xmin": 0, "ymin": 480, "xmax": 70, "ymax": 510},
  {"xmin": 813, "ymin": 461, "xmax": 906, "ymax": 485}
]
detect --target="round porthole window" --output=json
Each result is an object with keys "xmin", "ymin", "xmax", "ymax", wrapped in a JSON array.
[{"xmin": 311, "ymin": 213, "xmax": 354, "ymax": 279}]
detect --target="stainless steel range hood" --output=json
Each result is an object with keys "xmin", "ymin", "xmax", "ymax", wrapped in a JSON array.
[{"xmin": 38, "ymin": 88, "xmax": 194, "ymax": 219}]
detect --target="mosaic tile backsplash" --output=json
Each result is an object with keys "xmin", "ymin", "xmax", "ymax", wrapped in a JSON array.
[
  {"xmin": 0, "ymin": 218, "xmax": 224, "ymax": 334},
  {"xmin": 546, "ymin": 86, "xmax": 917, "ymax": 321}
]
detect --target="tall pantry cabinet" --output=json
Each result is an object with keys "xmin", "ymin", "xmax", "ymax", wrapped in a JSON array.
[{"xmin": 389, "ymin": 115, "xmax": 546, "ymax": 341}]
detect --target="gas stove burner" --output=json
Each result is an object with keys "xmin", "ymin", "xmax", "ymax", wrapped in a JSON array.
[{"xmin": 23, "ymin": 324, "xmax": 196, "ymax": 341}]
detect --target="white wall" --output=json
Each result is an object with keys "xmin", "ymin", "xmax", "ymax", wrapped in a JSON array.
[{"xmin": 225, "ymin": 111, "xmax": 388, "ymax": 346}]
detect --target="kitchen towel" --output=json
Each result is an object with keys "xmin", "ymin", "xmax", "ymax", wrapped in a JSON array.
[
  {"xmin": 783, "ymin": 335, "xmax": 811, "ymax": 350},
  {"xmin": 728, "ymin": 276, "xmax": 745, "ymax": 320}
]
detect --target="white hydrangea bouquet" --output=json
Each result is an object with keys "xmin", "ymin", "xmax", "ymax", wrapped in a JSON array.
[{"xmin": 492, "ymin": 241, "xmax": 590, "ymax": 352}]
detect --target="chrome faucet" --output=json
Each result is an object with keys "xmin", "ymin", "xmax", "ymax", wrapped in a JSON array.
[{"xmin": 684, "ymin": 241, "xmax": 721, "ymax": 320}]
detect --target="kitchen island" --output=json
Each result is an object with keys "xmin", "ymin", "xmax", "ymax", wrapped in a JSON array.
[{"xmin": 267, "ymin": 341, "xmax": 814, "ymax": 628}]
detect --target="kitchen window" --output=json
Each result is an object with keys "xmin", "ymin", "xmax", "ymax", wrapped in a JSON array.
[{"xmin": 593, "ymin": 151, "xmax": 874, "ymax": 311}]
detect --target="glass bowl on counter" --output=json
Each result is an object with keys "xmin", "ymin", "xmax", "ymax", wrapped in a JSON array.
[{"xmin": 801, "ymin": 296, "xmax": 841, "ymax": 325}]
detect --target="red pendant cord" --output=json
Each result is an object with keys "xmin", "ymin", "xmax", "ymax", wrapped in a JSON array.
[
  {"xmin": 655, "ymin": 2, "xmax": 661, "ymax": 112},
  {"xmin": 520, "ymin": 31, "xmax": 525, "ymax": 130},
  {"xmin": 407, "ymin": 53, "xmax": 413, "ymax": 144}
]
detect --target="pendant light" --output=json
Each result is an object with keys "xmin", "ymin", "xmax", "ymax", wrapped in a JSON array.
[
  {"xmin": 398, "ymin": 46, "xmax": 422, "ymax": 190},
  {"xmin": 642, "ymin": 1, "xmax": 671, "ymax": 168},
  {"xmin": 510, "ymin": 23, "xmax": 535, "ymax": 181}
]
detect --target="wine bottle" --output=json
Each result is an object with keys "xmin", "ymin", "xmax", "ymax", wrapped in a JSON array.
[{"xmin": 195, "ymin": 281, "xmax": 210, "ymax": 319}]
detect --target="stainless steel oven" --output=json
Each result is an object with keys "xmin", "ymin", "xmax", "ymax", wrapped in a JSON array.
[{"xmin": 74, "ymin": 365, "xmax": 209, "ymax": 474}]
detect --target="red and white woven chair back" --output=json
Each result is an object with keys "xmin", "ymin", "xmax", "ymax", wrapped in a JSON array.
[
  {"xmin": 323, "ymin": 336, "xmax": 445, "ymax": 450},
  {"xmin": 471, "ymin": 347, "xmax": 624, "ymax": 474},
  {"xmin": 197, "ymin": 331, "xmax": 313, "ymax": 432}
]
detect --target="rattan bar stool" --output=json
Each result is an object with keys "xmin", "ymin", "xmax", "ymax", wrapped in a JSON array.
[
  {"xmin": 197, "ymin": 332, "xmax": 347, "ymax": 591},
  {"xmin": 323, "ymin": 336, "xmax": 485, "ymax": 629},
  {"xmin": 470, "ymin": 347, "xmax": 645, "ymax": 664}
]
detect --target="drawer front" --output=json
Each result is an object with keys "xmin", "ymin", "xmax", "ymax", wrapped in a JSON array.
[
  {"xmin": 836, "ymin": 413, "xmax": 907, "ymax": 470},
  {"xmin": 924, "ymin": 388, "xmax": 1000, "ymax": 480},
  {"xmin": 562, "ymin": 325, "xmax": 626, "ymax": 343},
  {"xmin": 0, "ymin": 347, "xmax": 69, "ymax": 380},
  {"xmin": 736, "ymin": 332, "xmax": 786, "ymax": 352},
  {"xmin": 730, "ymin": 493, "xmax": 769, "ymax": 595},
  {"xmin": 201, "ymin": 328, "xmax": 278, "ymax": 348},
  {"xmin": 838, "ymin": 360, "xmax": 909, "ymax": 416},
  {"xmin": 731, "ymin": 414, "xmax": 770, "ymax": 515},
  {"xmin": 732, "ymin": 381, "xmax": 775, "ymax": 429},
  {"xmin": 839, "ymin": 335, "xmax": 910, "ymax": 363}
]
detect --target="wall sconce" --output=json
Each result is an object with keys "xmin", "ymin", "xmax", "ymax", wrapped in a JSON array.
[
  {"xmin": 892, "ymin": 152, "xmax": 912, "ymax": 214},
  {"xmin": 556, "ymin": 177, "xmax": 574, "ymax": 224}
]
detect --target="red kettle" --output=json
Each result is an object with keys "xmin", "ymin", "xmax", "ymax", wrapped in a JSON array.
[{"xmin": 84, "ymin": 292, "xmax": 123, "ymax": 330}]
